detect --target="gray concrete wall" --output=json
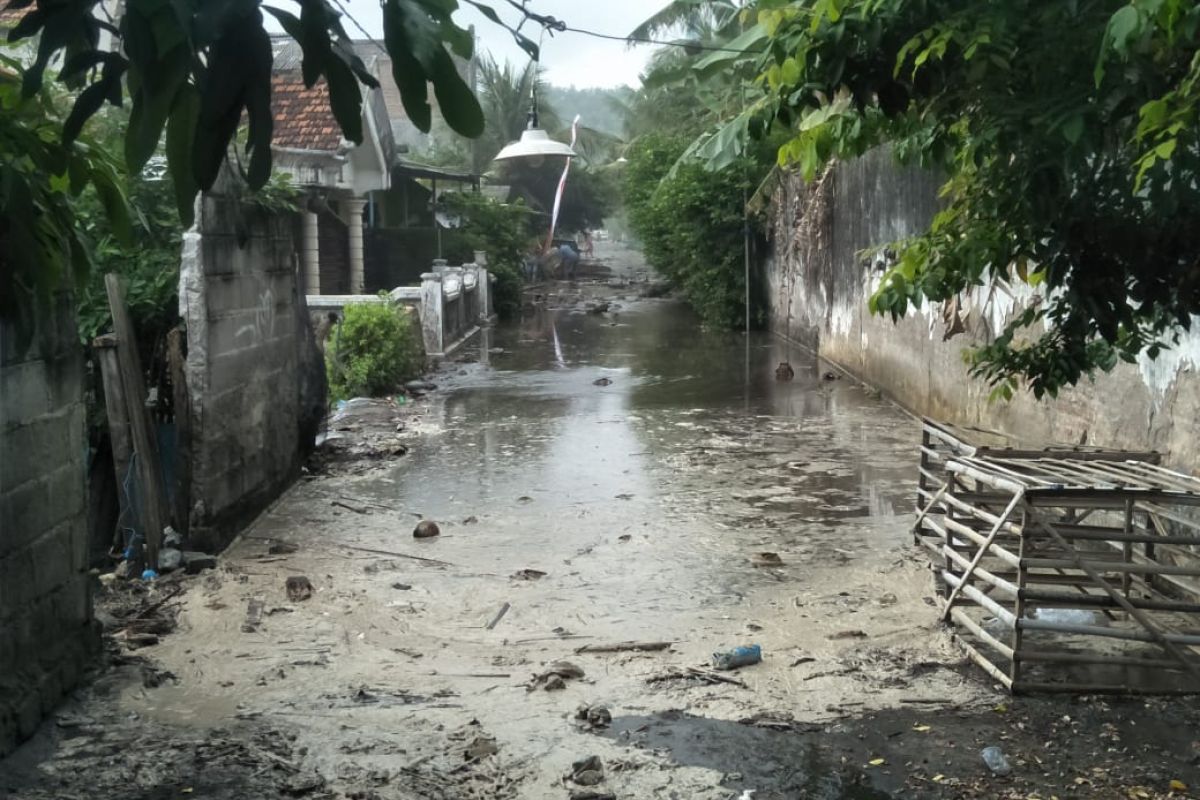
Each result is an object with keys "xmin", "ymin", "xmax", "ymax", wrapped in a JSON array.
[
  {"xmin": 0, "ymin": 298, "xmax": 98, "ymax": 755},
  {"xmin": 180, "ymin": 186, "xmax": 322, "ymax": 551},
  {"xmin": 766, "ymin": 149, "xmax": 1200, "ymax": 469}
]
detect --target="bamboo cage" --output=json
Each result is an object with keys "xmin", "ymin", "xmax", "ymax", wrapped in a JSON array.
[{"xmin": 913, "ymin": 420, "xmax": 1200, "ymax": 694}]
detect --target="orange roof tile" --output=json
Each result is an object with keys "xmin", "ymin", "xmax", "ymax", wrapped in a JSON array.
[
  {"xmin": 0, "ymin": 4, "xmax": 33, "ymax": 28},
  {"xmin": 271, "ymin": 71, "xmax": 343, "ymax": 152}
]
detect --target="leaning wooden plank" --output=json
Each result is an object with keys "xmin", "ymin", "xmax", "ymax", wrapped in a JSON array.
[
  {"xmin": 93, "ymin": 334, "xmax": 133, "ymax": 550},
  {"xmin": 105, "ymin": 274, "xmax": 170, "ymax": 570}
]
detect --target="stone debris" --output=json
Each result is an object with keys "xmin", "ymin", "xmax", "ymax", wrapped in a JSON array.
[
  {"xmin": 568, "ymin": 755, "xmax": 605, "ymax": 787},
  {"xmin": 157, "ymin": 548, "xmax": 183, "ymax": 572},
  {"xmin": 512, "ymin": 569, "xmax": 547, "ymax": 581},
  {"xmin": 575, "ymin": 704, "xmax": 612, "ymax": 731},
  {"xmin": 182, "ymin": 552, "xmax": 217, "ymax": 574},
  {"xmin": 528, "ymin": 661, "xmax": 585, "ymax": 692},
  {"xmin": 285, "ymin": 576, "xmax": 314, "ymax": 602},
  {"xmin": 413, "ymin": 520, "xmax": 441, "ymax": 538},
  {"xmin": 751, "ymin": 552, "xmax": 783, "ymax": 567}
]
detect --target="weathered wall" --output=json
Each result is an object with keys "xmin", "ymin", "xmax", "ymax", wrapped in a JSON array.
[
  {"xmin": 0, "ymin": 298, "xmax": 99, "ymax": 755},
  {"xmin": 766, "ymin": 148, "xmax": 1200, "ymax": 468},
  {"xmin": 180, "ymin": 184, "xmax": 324, "ymax": 551}
]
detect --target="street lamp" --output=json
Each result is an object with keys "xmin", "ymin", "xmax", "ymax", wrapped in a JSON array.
[{"xmin": 492, "ymin": 80, "xmax": 575, "ymax": 166}]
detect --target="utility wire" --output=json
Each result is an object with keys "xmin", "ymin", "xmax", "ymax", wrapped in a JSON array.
[{"xmin": 565, "ymin": 26, "xmax": 764, "ymax": 55}]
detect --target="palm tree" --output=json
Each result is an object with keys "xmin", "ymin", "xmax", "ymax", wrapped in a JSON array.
[
  {"xmin": 627, "ymin": 0, "xmax": 741, "ymax": 43},
  {"xmin": 474, "ymin": 56, "xmax": 562, "ymax": 172}
]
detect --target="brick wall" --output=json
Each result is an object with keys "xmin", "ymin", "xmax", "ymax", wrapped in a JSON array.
[{"xmin": 0, "ymin": 297, "xmax": 99, "ymax": 755}]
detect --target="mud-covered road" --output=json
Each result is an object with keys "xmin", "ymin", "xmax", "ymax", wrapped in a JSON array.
[{"xmin": 4, "ymin": 246, "xmax": 1200, "ymax": 799}]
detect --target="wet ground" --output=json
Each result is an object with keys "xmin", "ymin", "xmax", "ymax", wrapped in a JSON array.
[{"xmin": 4, "ymin": 245, "xmax": 1200, "ymax": 799}]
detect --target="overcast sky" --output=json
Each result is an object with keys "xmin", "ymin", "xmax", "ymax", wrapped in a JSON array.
[{"xmin": 334, "ymin": 0, "xmax": 669, "ymax": 88}]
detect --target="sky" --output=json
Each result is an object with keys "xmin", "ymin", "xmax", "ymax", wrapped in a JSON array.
[{"xmin": 333, "ymin": 0, "xmax": 670, "ymax": 88}]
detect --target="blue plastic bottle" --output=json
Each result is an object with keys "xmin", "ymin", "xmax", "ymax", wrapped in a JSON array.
[{"xmin": 712, "ymin": 644, "xmax": 762, "ymax": 670}]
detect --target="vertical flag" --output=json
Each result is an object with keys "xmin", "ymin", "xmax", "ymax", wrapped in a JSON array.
[{"xmin": 545, "ymin": 114, "xmax": 580, "ymax": 251}]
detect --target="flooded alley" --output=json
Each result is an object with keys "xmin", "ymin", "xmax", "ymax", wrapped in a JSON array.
[{"xmin": 4, "ymin": 250, "xmax": 1200, "ymax": 800}]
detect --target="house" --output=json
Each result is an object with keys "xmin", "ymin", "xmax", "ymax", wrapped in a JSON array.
[
  {"xmin": 271, "ymin": 39, "xmax": 482, "ymax": 296},
  {"xmin": 270, "ymin": 40, "xmax": 392, "ymax": 296}
]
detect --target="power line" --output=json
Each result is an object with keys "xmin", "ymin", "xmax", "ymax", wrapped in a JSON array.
[{"xmin": 564, "ymin": 26, "xmax": 764, "ymax": 56}]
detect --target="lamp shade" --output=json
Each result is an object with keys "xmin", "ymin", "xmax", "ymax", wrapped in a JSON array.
[{"xmin": 493, "ymin": 128, "xmax": 576, "ymax": 162}]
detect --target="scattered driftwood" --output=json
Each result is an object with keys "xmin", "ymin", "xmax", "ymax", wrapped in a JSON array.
[
  {"xmin": 339, "ymin": 543, "xmax": 455, "ymax": 567},
  {"xmin": 486, "ymin": 602, "xmax": 511, "ymax": 630},
  {"xmin": 331, "ymin": 500, "xmax": 368, "ymax": 514},
  {"xmin": 575, "ymin": 641, "xmax": 673, "ymax": 654},
  {"xmin": 647, "ymin": 666, "xmax": 747, "ymax": 689},
  {"xmin": 242, "ymin": 598, "xmax": 265, "ymax": 632}
]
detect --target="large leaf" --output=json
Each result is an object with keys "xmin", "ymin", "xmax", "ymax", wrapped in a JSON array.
[
  {"xmin": 324, "ymin": 55, "xmax": 364, "ymax": 144},
  {"xmin": 167, "ymin": 83, "xmax": 200, "ymax": 226},
  {"xmin": 431, "ymin": 49, "xmax": 483, "ymax": 138}
]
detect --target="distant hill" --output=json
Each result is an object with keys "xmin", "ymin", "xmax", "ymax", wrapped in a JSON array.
[{"xmin": 543, "ymin": 86, "xmax": 628, "ymax": 139}]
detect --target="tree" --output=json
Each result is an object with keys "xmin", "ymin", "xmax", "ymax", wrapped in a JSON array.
[
  {"xmin": 0, "ymin": 57, "xmax": 129, "ymax": 336},
  {"xmin": 2, "ymin": 0, "xmax": 521, "ymax": 324},
  {"xmin": 748, "ymin": 0, "xmax": 1200, "ymax": 399},
  {"xmin": 473, "ymin": 55, "xmax": 561, "ymax": 170}
]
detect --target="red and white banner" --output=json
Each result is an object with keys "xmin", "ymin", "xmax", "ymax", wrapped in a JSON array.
[{"xmin": 545, "ymin": 114, "xmax": 580, "ymax": 251}]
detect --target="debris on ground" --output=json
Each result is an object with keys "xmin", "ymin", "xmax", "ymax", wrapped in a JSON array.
[
  {"xmin": 512, "ymin": 569, "xmax": 547, "ymax": 580},
  {"xmin": 713, "ymin": 645, "xmax": 762, "ymax": 670},
  {"xmin": 413, "ymin": 520, "xmax": 441, "ymax": 538},
  {"xmin": 981, "ymin": 745, "xmax": 1012, "ymax": 776},
  {"xmin": 269, "ymin": 540, "xmax": 300, "ymax": 555},
  {"xmin": 751, "ymin": 552, "xmax": 783, "ymax": 567},
  {"xmin": 242, "ymin": 597, "xmax": 265, "ymax": 632},
  {"xmin": 575, "ymin": 641, "xmax": 671, "ymax": 654},
  {"xmin": 567, "ymin": 755, "xmax": 605, "ymax": 786},
  {"xmin": 529, "ymin": 661, "xmax": 586, "ymax": 691},
  {"xmin": 158, "ymin": 548, "xmax": 183, "ymax": 572},
  {"xmin": 183, "ymin": 551, "xmax": 217, "ymax": 574},
  {"xmin": 575, "ymin": 704, "xmax": 612, "ymax": 731},
  {"xmin": 285, "ymin": 576, "xmax": 314, "ymax": 602}
]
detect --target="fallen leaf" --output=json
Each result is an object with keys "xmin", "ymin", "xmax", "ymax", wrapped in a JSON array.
[
  {"xmin": 993, "ymin": 703, "xmax": 1008, "ymax": 713},
  {"xmin": 868, "ymin": 758, "xmax": 886, "ymax": 767},
  {"xmin": 932, "ymin": 774, "xmax": 945, "ymax": 783},
  {"xmin": 1170, "ymin": 779, "xmax": 1188, "ymax": 792},
  {"xmin": 912, "ymin": 724, "xmax": 931, "ymax": 732}
]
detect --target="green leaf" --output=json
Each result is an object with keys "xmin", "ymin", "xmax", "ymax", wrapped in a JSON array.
[
  {"xmin": 430, "ymin": 48, "xmax": 483, "ymax": 138},
  {"xmin": 324, "ymin": 55, "xmax": 364, "ymax": 143},
  {"xmin": 167, "ymin": 83, "xmax": 200, "ymax": 226},
  {"xmin": 1061, "ymin": 114, "xmax": 1084, "ymax": 144}
]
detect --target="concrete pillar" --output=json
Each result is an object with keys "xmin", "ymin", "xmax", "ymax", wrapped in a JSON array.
[
  {"xmin": 301, "ymin": 210, "xmax": 320, "ymax": 294},
  {"xmin": 342, "ymin": 198, "xmax": 366, "ymax": 294},
  {"xmin": 476, "ymin": 267, "xmax": 491, "ymax": 323},
  {"xmin": 420, "ymin": 271, "xmax": 444, "ymax": 357}
]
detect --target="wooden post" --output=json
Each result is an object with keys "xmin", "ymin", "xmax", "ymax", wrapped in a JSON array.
[
  {"xmin": 1010, "ymin": 506, "xmax": 1029, "ymax": 689},
  {"xmin": 105, "ymin": 273, "xmax": 169, "ymax": 570},
  {"xmin": 93, "ymin": 334, "xmax": 133, "ymax": 551}
]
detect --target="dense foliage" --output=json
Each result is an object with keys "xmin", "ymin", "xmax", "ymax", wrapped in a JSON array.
[
  {"xmin": 624, "ymin": 133, "xmax": 760, "ymax": 328},
  {"xmin": 440, "ymin": 191, "xmax": 537, "ymax": 318},
  {"xmin": 326, "ymin": 299, "xmax": 425, "ymax": 400},
  {"xmin": 745, "ymin": 0, "xmax": 1200, "ymax": 398},
  {"xmin": 0, "ymin": 58, "xmax": 129, "ymax": 338}
]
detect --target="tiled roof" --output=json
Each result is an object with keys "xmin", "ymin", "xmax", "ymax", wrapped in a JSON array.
[
  {"xmin": 0, "ymin": 5, "xmax": 33, "ymax": 28},
  {"xmin": 271, "ymin": 71, "xmax": 343, "ymax": 152}
]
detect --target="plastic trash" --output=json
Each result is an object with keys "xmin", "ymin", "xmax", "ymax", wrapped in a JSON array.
[
  {"xmin": 981, "ymin": 746, "xmax": 1012, "ymax": 776},
  {"xmin": 140, "ymin": 569, "xmax": 159, "ymax": 581},
  {"xmin": 712, "ymin": 644, "xmax": 762, "ymax": 671}
]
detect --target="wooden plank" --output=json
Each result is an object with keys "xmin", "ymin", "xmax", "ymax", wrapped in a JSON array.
[
  {"xmin": 93, "ymin": 334, "xmax": 133, "ymax": 549},
  {"xmin": 105, "ymin": 274, "xmax": 169, "ymax": 570}
]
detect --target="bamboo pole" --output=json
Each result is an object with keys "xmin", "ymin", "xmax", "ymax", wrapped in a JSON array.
[
  {"xmin": 1013, "ymin": 681, "xmax": 1199, "ymax": 696},
  {"xmin": 942, "ymin": 490, "xmax": 1024, "ymax": 621},
  {"xmin": 942, "ymin": 518, "xmax": 1021, "ymax": 568},
  {"xmin": 1018, "ymin": 617, "xmax": 1200, "ymax": 645},
  {"xmin": 1029, "ymin": 513, "xmax": 1200, "ymax": 682},
  {"xmin": 1017, "ymin": 650, "xmax": 1194, "ymax": 669},
  {"xmin": 946, "ymin": 606, "xmax": 1015, "ymax": 659},
  {"xmin": 941, "ymin": 571, "xmax": 1015, "ymax": 625},
  {"xmin": 952, "ymin": 632, "xmax": 1013, "ymax": 688},
  {"xmin": 942, "ymin": 546, "xmax": 1019, "ymax": 596},
  {"xmin": 1021, "ymin": 558, "xmax": 1200, "ymax": 577}
]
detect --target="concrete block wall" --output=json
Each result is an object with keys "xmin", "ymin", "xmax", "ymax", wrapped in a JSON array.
[
  {"xmin": 0, "ymin": 298, "xmax": 99, "ymax": 755},
  {"xmin": 180, "ymin": 186, "xmax": 309, "ymax": 551},
  {"xmin": 766, "ymin": 149, "xmax": 1200, "ymax": 470}
]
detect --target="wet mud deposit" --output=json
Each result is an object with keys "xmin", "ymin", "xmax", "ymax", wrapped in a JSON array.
[{"xmin": 4, "ymin": 247, "xmax": 1200, "ymax": 799}]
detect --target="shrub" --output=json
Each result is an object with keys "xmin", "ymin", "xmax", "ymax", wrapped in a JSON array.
[
  {"xmin": 439, "ymin": 191, "xmax": 536, "ymax": 318},
  {"xmin": 326, "ymin": 298, "xmax": 424, "ymax": 400},
  {"xmin": 623, "ymin": 133, "xmax": 768, "ymax": 329}
]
